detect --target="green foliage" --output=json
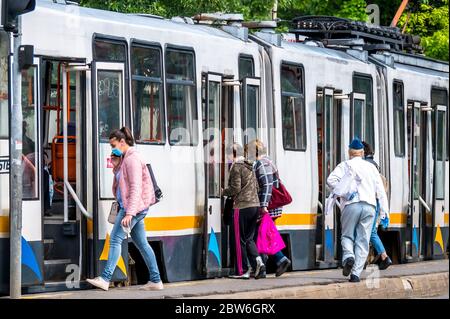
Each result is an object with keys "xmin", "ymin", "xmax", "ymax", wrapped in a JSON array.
[
  {"xmin": 398, "ymin": 0, "xmax": 449, "ymax": 60},
  {"xmin": 278, "ymin": 0, "xmax": 367, "ymax": 22}
]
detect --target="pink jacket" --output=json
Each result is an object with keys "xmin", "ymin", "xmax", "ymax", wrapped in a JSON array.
[{"xmin": 112, "ymin": 147, "xmax": 156, "ymax": 216}]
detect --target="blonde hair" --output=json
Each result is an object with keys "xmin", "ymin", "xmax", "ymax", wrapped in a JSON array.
[
  {"xmin": 245, "ymin": 139, "xmax": 267, "ymax": 160},
  {"xmin": 349, "ymin": 148, "xmax": 364, "ymax": 159}
]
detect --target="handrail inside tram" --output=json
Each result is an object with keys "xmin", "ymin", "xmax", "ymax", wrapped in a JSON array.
[
  {"xmin": 64, "ymin": 180, "xmax": 92, "ymax": 219},
  {"xmin": 418, "ymin": 196, "xmax": 432, "ymax": 214}
]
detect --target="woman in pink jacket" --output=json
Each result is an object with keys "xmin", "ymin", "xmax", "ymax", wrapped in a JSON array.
[{"xmin": 87, "ymin": 127, "xmax": 162, "ymax": 291}]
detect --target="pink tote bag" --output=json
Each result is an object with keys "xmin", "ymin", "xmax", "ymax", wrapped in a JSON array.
[{"xmin": 256, "ymin": 213, "xmax": 286, "ymax": 255}]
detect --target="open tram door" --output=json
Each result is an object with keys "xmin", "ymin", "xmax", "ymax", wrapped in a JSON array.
[
  {"xmin": 315, "ymin": 88, "xmax": 344, "ymax": 268},
  {"xmin": 431, "ymin": 104, "xmax": 448, "ymax": 258},
  {"xmin": 33, "ymin": 59, "xmax": 90, "ymax": 291},
  {"xmin": 201, "ymin": 73, "xmax": 224, "ymax": 277},
  {"xmin": 406, "ymin": 101, "xmax": 434, "ymax": 261},
  {"xmin": 91, "ymin": 61, "xmax": 128, "ymax": 281}
]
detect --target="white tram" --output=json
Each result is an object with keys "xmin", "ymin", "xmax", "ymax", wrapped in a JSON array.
[{"xmin": 0, "ymin": 1, "xmax": 447, "ymax": 294}]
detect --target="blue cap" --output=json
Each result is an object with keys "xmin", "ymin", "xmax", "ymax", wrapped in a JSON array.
[{"xmin": 349, "ymin": 137, "xmax": 364, "ymax": 150}]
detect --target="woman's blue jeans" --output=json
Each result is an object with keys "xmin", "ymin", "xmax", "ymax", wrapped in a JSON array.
[
  {"xmin": 370, "ymin": 200, "xmax": 386, "ymax": 255},
  {"xmin": 101, "ymin": 208, "xmax": 161, "ymax": 283}
]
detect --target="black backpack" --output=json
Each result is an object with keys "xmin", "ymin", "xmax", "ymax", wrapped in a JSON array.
[{"xmin": 146, "ymin": 163, "xmax": 163, "ymax": 203}]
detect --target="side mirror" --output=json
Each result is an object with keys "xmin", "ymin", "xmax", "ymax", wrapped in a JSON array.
[{"xmin": 1, "ymin": 0, "xmax": 36, "ymax": 33}]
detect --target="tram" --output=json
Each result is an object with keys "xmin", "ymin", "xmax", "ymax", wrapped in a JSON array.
[{"xmin": 0, "ymin": 0, "xmax": 447, "ymax": 294}]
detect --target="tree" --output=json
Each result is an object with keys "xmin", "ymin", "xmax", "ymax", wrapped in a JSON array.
[{"xmin": 397, "ymin": 0, "xmax": 449, "ymax": 60}]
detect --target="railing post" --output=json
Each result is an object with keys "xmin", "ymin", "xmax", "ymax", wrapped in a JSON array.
[{"xmin": 9, "ymin": 16, "xmax": 23, "ymax": 300}]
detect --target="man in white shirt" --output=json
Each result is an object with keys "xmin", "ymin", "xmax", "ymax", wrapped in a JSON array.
[{"xmin": 327, "ymin": 138, "xmax": 389, "ymax": 282}]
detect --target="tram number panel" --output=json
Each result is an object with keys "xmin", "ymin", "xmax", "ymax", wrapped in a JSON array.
[{"xmin": 0, "ymin": 157, "xmax": 9, "ymax": 174}]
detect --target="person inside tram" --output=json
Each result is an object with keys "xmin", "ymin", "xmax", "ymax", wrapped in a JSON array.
[
  {"xmin": 327, "ymin": 137, "xmax": 389, "ymax": 282},
  {"xmin": 22, "ymin": 120, "xmax": 35, "ymax": 156},
  {"xmin": 222, "ymin": 143, "xmax": 264, "ymax": 280},
  {"xmin": 22, "ymin": 120, "xmax": 37, "ymax": 198},
  {"xmin": 362, "ymin": 141, "xmax": 392, "ymax": 270},
  {"xmin": 87, "ymin": 126, "xmax": 163, "ymax": 291},
  {"xmin": 246, "ymin": 139, "xmax": 292, "ymax": 278}
]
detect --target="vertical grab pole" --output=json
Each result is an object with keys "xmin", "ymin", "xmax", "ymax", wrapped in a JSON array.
[{"xmin": 62, "ymin": 64, "xmax": 68, "ymax": 222}]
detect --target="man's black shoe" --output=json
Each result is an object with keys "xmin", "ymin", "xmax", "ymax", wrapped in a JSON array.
[
  {"xmin": 378, "ymin": 256, "xmax": 392, "ymax": 270},
  {"xmin": 275, "ymin": 258, "xmax": 291, "ymax": 277},
  {"xmin": 349, "ymin": 274, "xmax": 360, "ymax": 282},
  {"xmin": 342, "ymin": 257, "xmax": 355, "ymax": 277},
  {"xmin": 255, "ymin": 269, "xmax": 266, "ymax": 279}
]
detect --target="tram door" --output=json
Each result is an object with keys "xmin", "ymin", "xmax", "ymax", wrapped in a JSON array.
[
  {"xmin": 92, "ymin": 61, "xmax": 127, "ymax": 279},
  {"xmin": 316, "ymin": 88, "xmax": 342, "ymax": 266},
  {"xmin": 407, "ymin": 101, "xmax": 433, "ymax": 260},
  {"xmin": 37, "ymin": 59, "xmax": 88, "ymax": 287},
  {"xmin": 19, "ymin": 58, "xmax": 44, "ymax": 286},
  {"xmin": 201, "ymin": 73, "xmax": 223, "ymax": 277},
  {"xmin": 432, "ymin": 105, "xmax": 448, "ymax": 257}
]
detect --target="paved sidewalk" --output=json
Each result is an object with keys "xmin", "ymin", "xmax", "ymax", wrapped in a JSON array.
[{"xmin": 22, "ymin": 260, "xmax": 449, "ymax": 299}]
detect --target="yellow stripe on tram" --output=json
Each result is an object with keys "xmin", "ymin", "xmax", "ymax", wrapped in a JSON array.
[
  {"xmin": 0, "ymin": 215, "xmax": 9, "ymax": 233},
  {"xmin": 144, "ymin": 216, "xmax": 204, "ymax": 232},
  {"xmin": 444, "ymin": 212, "xmax": 449, "ymax": 226},
  {"xmin": 389, "ymin": 212, "xmax": 407, "ymax": 225},
  {"xmin": 275, "ymin": 213, "xmax": 317, "ymax": 226}
]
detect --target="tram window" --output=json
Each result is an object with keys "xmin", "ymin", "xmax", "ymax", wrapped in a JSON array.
[
  {"xmin": 0, "ymin": 31, "xmax": 8, "ymax": 139},
  {"xmin": 280, "ymin": 63, "xmax": 306, "ymax": 151},
  {"xmin": 165, "ymin": 48, "xmax": 197, "ymax": 146},
  {"xmin": 94, "ymin": 39, "xmax": 126, "ymax": 62},
  {"xmin": 131, "ymin": 45, "xmax": 165, "ymax": 144},
  {"xmin": 238, "ymin": 55, "xmax": 254, "ymax": 79},
  {"xmin": 97, "ymin": 70, "xmax": 122, "ymax": 141},
  {"xmin": 435, "ymin": 110, "xmax": 446, "ymax": 199},
  {"xmin": 242, "ymin": 83, "xmax": 259, "ymax": 144},
  {"xmin": 42, "ymin": 62, "xmax": 77, "ymax": 144},
  {"xmin": 353, "ymin": 74, "xmax": 374, "ymax": 147},
  {"xmin": 393, "ymin": 81, "xmax": 405, "ymax": 157},
  {"xmin": 431, "ymin": 88, "xmax": 448, "ymax": 160},
  {"xmin": 22, "ymin": 67, "xmax": 38, "ymax": 200}
]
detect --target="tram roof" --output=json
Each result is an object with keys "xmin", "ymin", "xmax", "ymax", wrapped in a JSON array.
[
  {"xmin": 281, "ymin": 40, "xmax": 363, "ymax": 62},
  {"xmin": 33, "ymin": 0, "xmax": 247, "ymax": 43}
]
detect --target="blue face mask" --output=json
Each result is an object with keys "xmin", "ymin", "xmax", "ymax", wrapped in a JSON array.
[{"xmin": 111, "ymin": 148, "xmax": 123, "ymax": 157}]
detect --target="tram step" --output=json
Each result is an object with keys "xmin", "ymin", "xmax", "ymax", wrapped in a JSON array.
[
  {"xmin": 43, "ymin": 259, "xmax": 76, "ymax": 282},
  {"xmin": 43, "ymin": 222, "xmax": 80, "ymax": 260}
]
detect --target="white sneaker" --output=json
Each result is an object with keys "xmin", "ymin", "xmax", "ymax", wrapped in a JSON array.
[
  {"xmin": 254, "ymin": 256, "xmax": 265, "ymax": 279},
  {"xmin": 86, "ymin": 277, "xmax": 109, "ymax": 291},
  {"xmin": 140, "ymin": 281, "xmax": 164, "ymax": 291},
  {"xmin": 229, "ymin": 270, "xmax": 251, "ymax": 279}
]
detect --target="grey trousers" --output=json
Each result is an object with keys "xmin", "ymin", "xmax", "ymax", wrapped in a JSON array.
[{"xmin": 341, "ymin": 202, "xmax": 376, "ymax": 277}]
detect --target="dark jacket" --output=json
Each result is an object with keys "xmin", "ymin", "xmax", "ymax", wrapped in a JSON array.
[{"xmin": 223, "ymin": 158, "xmax": 260, "ymax": 209}]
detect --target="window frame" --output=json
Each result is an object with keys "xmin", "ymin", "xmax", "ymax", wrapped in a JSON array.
[
  {"xmin": 130, "ymin": 39, "xmax": 166, "ymax": 146},
  {"xmin": 280, "ymin": 61, "xmax": 307, "ymax": 152},
  {"xmin": 92, "ymin": 34, "xmax": 131, "ymax": 129},
  {"xmin": 238, "ymin": 54, "xmax": 255, "ymax": 80},
  {"xmin": 431, "ymin": 87, "xmax": 449, "ymax": 161},
  {"xmin": 393, "ymin": 80, "xmax": 406, "ymax": 157},
  {"xmin": 352, "ymin": 72, "xmax": 375, "ymax": 149},
  {"xmin": 164, "ymin": 44, "xmax": 198, "ymax": 147},
  {"xmin": 21, "ymin": 64, "xmax": 40, "ymax": 201}
]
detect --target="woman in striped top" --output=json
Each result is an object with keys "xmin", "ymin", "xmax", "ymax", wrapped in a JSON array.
[{"xmin": 245, "ymin": 139, "xmax": 292, "ymax": 278}]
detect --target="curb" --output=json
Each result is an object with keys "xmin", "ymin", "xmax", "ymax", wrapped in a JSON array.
[{"xmin": 189, "ymin": 272, "xmax": 449, "ymax": 299}]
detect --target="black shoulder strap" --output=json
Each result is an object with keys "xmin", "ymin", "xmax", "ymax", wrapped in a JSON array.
[{"xmin": 146, "ymin": 163, "xmax": 160, "ymax": 191}]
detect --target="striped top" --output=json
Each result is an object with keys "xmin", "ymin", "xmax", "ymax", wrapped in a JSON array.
[{"xmin": 253, "ymin": 156, "xmax": 283, "ymax": 218}]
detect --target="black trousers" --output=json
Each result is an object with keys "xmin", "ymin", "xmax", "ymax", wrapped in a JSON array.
[{"xmin": 238, "ymin": 207, "xmax": 259, "ymax": 273}]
